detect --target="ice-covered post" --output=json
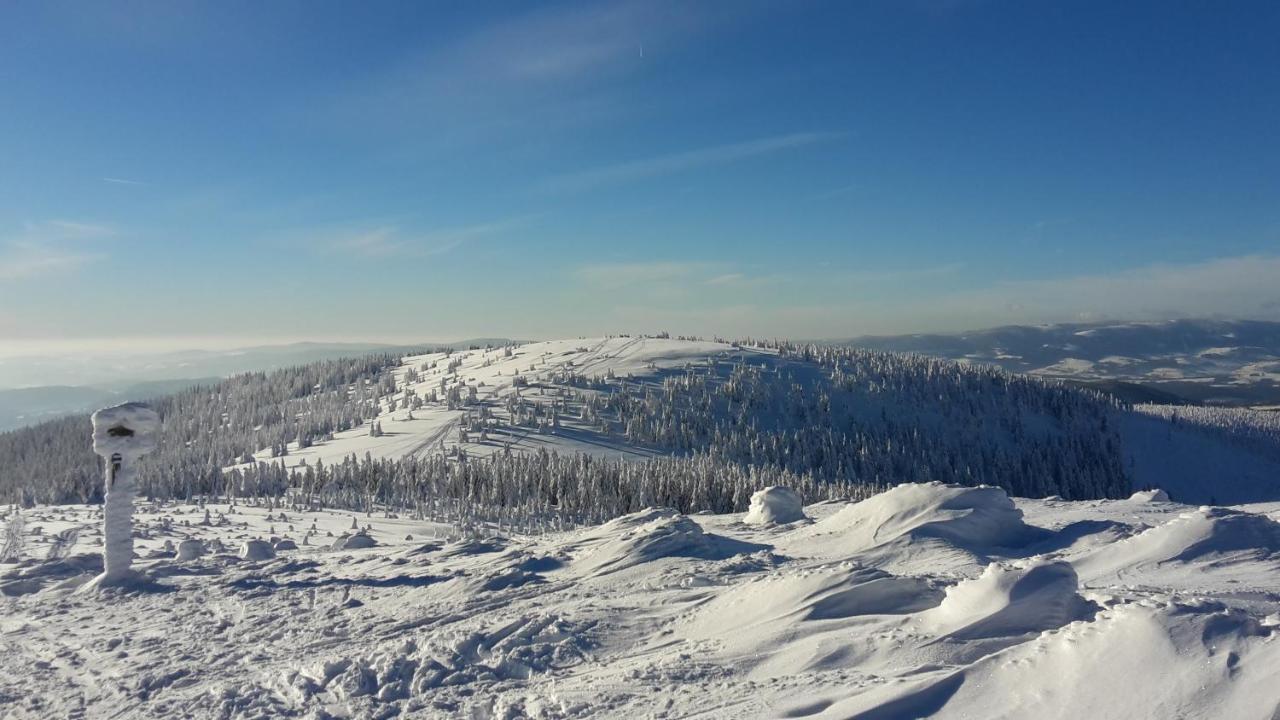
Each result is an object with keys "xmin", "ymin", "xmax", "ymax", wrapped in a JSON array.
[{"xmin": 90, "ymin": 402, "xmax": 160, "ymax": 585}]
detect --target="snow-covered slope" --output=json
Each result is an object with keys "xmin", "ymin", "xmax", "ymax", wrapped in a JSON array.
[
  {"xmin": 232, "ymin": 337, "xmax": 734, "ymax": 469},
  {"xmin": 3, "ymin": 483, "xmax": 1278, "ymax": 718},
  {"xmin": 224, "ymin": 336, "xmax": 1280, "ymax": 505}
]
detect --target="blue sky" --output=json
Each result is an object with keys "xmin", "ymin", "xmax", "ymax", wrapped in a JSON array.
[{"xmin": 1, "ymin": 0, "xmax": 1277, "ymax": 351}]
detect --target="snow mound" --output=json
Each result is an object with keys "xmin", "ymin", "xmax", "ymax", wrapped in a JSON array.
[
  {"xmin": 1077, "ymin": 507, "xmax": 1280, "ymax": 582},
  {"xmin": 921, "ymin": 560, "xmax": 1093, "ymax": 640},
  {"xmin": 580, "ymin": 515, "xmax": 713, "ymax": 576},
  {"xmin": 596, "ymin": 506, "xmax": 680, "ymax": 531},
  {"xmin": 743, "ymin": 486, "xmax": 807, "ymax": 525},
  {"xmin": 792, "ymin": 483, "xmax": 1043, "ymax": 558},
  {"xmin": 1129, "ymin": 488, "xmax": 1171, "ymax": 502},
  {"xmin": 239, "ymin": 540, "xmax": 275, "ymax": 561},
  {"xmin": 839, "ymin": 601, "xmax": 1280, "ymax": 719},
  {"xmin": 576, "ymin": 510, "xmax": 763, "ymax": 576},
  {"xmin": 691, "ymin": 565, "xmax": 942, "ymax": 639},
  {"xmin": 176, "ymin": 539, "xmax": 204, "ymax": 562},
  {"xmin": 332, "ymin": 533, "xmax": 378, "ymax": 550}
]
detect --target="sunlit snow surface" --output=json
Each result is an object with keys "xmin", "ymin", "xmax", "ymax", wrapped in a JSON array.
[
  {"xmin": 3, "ymin": 484, "xmax": 1279, "ymax": 719},
  {"xmin": 227, "ymin": 338, "xmax": 740, "ymax": 471}
]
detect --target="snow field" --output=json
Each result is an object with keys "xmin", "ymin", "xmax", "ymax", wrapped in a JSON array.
[{"xmin": 2, "ymin": 482, "xmax": 1279, "ymax": 718}]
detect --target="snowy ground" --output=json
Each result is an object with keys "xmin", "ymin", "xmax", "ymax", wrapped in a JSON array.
[{"xmin": 3, "ymin": 483, "xmax": 1279, "ymax": 719}]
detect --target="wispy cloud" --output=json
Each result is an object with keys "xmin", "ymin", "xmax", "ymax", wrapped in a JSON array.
[
  {"xmin": 103, "ymin": 177, "xmax": 147, "ymax": 186},
  {"xmin": 326, "ymin": 227, "xmax": 405, "ymax": 258},
  {"xmin": 575, "ymin": 261, "xmax": 781, "ymax": 296},
  {"xmin": 0, "ymin": 220, "xmax": 111, "ymax": 281},
  {"xmin": 34, "ymin": 220, "xmax": 116, "ymax": 239},
  {"xmin": 320, "ymin": 0, "xmax": 739, "ymax": 144},
  {"xmin": 543, "ymin": 132, "xmax": 838, "ymax": 193},
  {"xmin": 0, "ymin": 243, "xmax": 97, "ymax": 281},
  {"xmin": 812, "ymin": 183, "xmax": 861, "ymax": 201},
  {"xmin": 575, "ymin": 261, "xmax": 705, "ymax": 288},
  {"xmin": 319, "ymin": 216, "xmax": 534, "ymax": 259},
  {"xmin": 464, "ymin": 1, "xmax": 684, "ymax": 84},
  {"xmin": 705, "ymin": 273, "xmax": 746, "ymax": 286}
]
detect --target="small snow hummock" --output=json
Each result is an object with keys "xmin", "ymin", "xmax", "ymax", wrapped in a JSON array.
[
  {"xmin": 1129, "ymin": 488, "xmax": 1171, "ymax": 503},
  {"xmin": 177, "ymin": 539, "xmax": 204, "ymax": 562},
  {"xmin": 332, "ymin": 533, "xmax": 377, "ymax": 550},
  {"xmin": 743, "ymin": 486, "xmax": 807, "ymax": 525},
  {"xmin": 239, "ymin": 539, "xmax": 276, "ymax": 561}
]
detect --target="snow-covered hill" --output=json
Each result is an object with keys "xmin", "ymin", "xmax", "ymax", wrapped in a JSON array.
[
  {"xmin": 220, "ymin": 336, "xmax": 1280, "ymax": 505},
  {"xmin": 232, "ymin": 337, "xmax": 735, "ymax": 469},
  {"xmin": 3, "ymin": 483, "xmax": 1278, "ymax": 718}
]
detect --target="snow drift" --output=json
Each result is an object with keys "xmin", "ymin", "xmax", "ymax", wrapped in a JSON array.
[
  {"xmin": 783, "ymin": 483, "xmax": 1046, "ymax": 573},
  {"xmin": 920, "ymin": 560, "xmax": 1094, "ymax": 640}
]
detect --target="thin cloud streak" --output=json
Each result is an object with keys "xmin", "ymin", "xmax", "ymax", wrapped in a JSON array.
[
  {"xmin": 103, "ymin": 177, "xmax": 147, "ymax": 186},
  {"xmin": 316, "ymin": 0, "xmax": 731, "ymax": 145},
  {"xmin": 542, "ymin": 132, "xmax": 839, "ymax": 193},
  {"xmin": 575, "ymin": 261, "xmax": 705, "ymax": 288},
  {"xmin": 575, "ymin": 262, "xmax": 781, "ymax": 294},
  {"xmin": 0, "ymin": 242, "xmax": 100, "ymax": 281},
  {"xmin": 320, "ymin": 216, "xmax": 536, "ymax": 259},
  {"xmin": 0, "ymin": 220, "xmax": 113, "ymax": 281},
  {"xmin": 35, "ymin": 219, "xmax": 117, "ymax": 239},
  {"xmin": 812, "ymin": 183, "xmax": 861, "ymax": 201}
]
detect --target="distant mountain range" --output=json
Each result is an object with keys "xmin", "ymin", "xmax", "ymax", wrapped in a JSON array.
[
  {"xmin": 844, "ymin": 319, "xmax": 1280, "ymax": 407},
  {"xmin": 0, "ymin": 339, "xmax": 516, "ymax": 432}
]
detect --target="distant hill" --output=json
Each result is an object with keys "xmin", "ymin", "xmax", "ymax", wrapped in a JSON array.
[{"xmin": 844, "ymin": 319, "xmax": 1280, "ymax": 407}]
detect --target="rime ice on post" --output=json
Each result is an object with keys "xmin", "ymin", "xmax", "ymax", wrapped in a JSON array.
[{"xmin": 89, "ymin": 402, "xmax": 160, "ymax": 586}]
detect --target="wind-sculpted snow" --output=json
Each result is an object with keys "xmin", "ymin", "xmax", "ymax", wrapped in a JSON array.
[
  {"xmin": 920, "ymin": 560, "xmax": 1094, "ymax": 640},
  {"xmin": 570, "ymin": 508, "xmax": 768, "ymax": 576},
  {"xmin": 3, "ymin": 482, "xmax": 1279, "ymax": 718},
  {"xmin": 1075, "ymin": 506, "xmax": 1280, "ymax": 588},
  {"xmin": 781, "ymin": 482, "xmax": 1047, "ymax": 574}
]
